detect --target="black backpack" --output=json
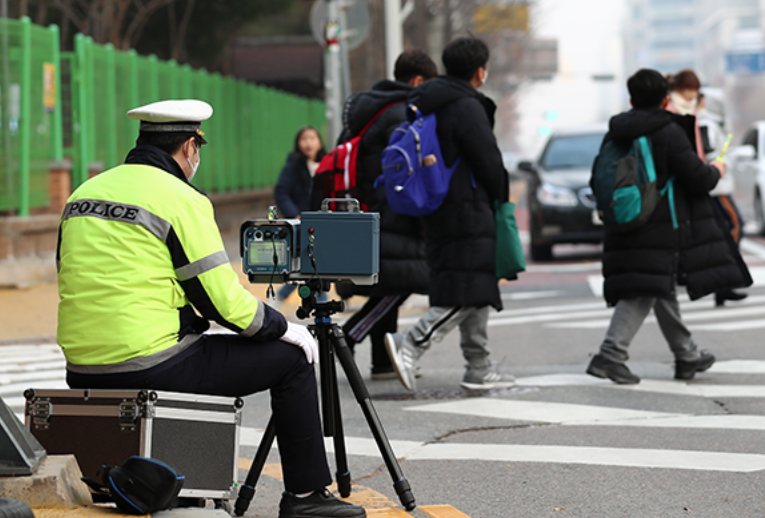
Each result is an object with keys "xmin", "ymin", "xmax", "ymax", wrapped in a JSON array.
[{"xmin": 82, "ymin": 456, "xmax": 184, "ymax": 514}]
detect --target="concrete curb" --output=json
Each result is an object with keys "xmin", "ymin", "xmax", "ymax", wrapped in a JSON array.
[{"xmin": 0, "ymin": 455, "xmax": 92, "ymax": 509}]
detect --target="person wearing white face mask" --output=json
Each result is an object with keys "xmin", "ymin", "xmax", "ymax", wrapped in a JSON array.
[{"xmin": 57, "ymin": 99, "xmax": 366, "ymax": 518}]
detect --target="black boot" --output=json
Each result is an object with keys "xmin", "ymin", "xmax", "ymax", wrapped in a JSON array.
[
  {"xmin": 715, "ymin": 290, "xmax": 748, "ymax": 307},
  {"xmin": 279, "ymin": 489, "xmax": 366, "ymax": 518},
  {"xmin": 586, "ymin": 354, "xmax": 640, "ymax": 384},
  {"xmin": 675, "ymin": 351, "xmax": 715, "ymax": 380}
]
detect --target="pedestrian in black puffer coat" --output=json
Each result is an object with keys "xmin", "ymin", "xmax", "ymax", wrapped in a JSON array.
[
  {"xmin": 586, "ymin": 69, "xmax": 751, "ymax": 387},
  {"xmin": 329, "ymin": 50, "xmax": 436, "ymax": 379},
  {"xmin": 601, "ymin": 108, "xmax": 751, "ymax": 304},
  {"xmin": 407, "ymin": 75, "xmax": 507, "ymax": 311},
  {"xmin": 384, "ymin": 38, "xmax": 516, "ymax": 393}
]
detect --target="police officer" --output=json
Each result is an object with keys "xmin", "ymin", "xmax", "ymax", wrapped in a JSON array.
[{"xmin": 56, "ymin": 100, "xmax": 366, "ymax": 518}]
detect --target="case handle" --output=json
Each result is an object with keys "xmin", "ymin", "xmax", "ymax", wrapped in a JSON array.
[{"xmin": 320, "ymin": 198, "xmax": 361, "ymax": 213}]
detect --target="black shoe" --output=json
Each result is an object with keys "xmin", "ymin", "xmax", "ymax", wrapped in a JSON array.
[
  {"xmin": 675, "ymin": 351, "xmax": 715, "ymax": 380},
  {"xmin": 279, "ymin": 489, "xmax": 366, "ymax": 518},
  {"xmin": 715, "ymin": 290, "xmax": 748, "ymax": 307},
  {"xmin": 586, "ymin": 354, "xmax": 640, "ymax": 384}
]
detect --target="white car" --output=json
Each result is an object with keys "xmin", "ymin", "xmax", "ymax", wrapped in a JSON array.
[{"xmin": 729, "ymin": 122, "xmax": 765, "ymax": 233}]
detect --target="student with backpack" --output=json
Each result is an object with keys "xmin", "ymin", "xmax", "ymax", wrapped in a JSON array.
[
  {"xmin": 586, "ymin": 69, "xmax": 751, "ymax": 385},
  {"xmin": 384, "ymin": 37, "xmax": 516, "ymax": 391},
  {"xmin": 314, "ymin": 50, "xmax": 436, "ymax": 379}
]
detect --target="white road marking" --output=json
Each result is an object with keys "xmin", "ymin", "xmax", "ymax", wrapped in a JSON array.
[
  {"xmin": 740, "ymin": 238, "xmax": 765, "ymax": 261},
  {"xmin": 709, "ymin": 360, "xmax": 765, "ymax": 374},
  {"xmin": 239, "ymin": 426, "xmax": 765, "ymax": 472},
  {"xmin": 517, "ymin": 371, "xmax": 765, "ymax": 397},
  {"xmin": 501, "ymin": 290, "xmax": 564, "ymax": 300},
  {"xmin": 405, "ymin": 398, "xmax": 682, "ymax": 424},
  {"xmin": 587, "ymin": 275, "xmax": 603, "ymax": 297},
  {"xmin": 405, "ymin": 443, "xmax": 765, "ymax": 472}
]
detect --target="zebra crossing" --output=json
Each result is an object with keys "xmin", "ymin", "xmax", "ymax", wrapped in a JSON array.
[{"xmin": 6, "ymin": 341, "xmax": 765, "ymax": 475}]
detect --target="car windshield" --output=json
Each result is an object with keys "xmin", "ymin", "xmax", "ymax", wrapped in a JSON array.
[{"xmin": 540, "ymin": 133, "xmax": 605, "ymax": 171}]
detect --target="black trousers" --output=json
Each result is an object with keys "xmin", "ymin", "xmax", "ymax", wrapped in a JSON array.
[
  {"xmin": 67, "ymin": 334, "xmax": 332, "ymax": 494},
  {"xmin": 342, "ymin": 294, "xmax": 408, "ymax": 372}
]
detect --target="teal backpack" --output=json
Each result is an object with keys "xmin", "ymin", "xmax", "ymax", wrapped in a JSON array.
[{"xmin": 591, "ymin": 136, "xmax": 677, "ymax": 233}]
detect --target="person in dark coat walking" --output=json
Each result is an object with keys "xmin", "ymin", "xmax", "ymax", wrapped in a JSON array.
[
  {"xmin": 273, "ymin": 126, "xmax": 325, "ymax": 303},
  {"xmin": 586, "ymin": 69, "xmax": 752, "ymax": 385},
  {"xmin": 385, "ymin": 37, "xmax": 515, "ymax": 391},
  {"xmin": 334, "ymin": 50, "xmax": 436, "ymax": 379}
]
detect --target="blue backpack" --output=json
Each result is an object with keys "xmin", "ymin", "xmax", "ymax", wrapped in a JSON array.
[
  {"xmin": 591, "ymin": 135, "xmax": 677, "ymax": 233},
  {"xmin": 377, "ymin": 105, "xmax": 462, "ymax": 216}
]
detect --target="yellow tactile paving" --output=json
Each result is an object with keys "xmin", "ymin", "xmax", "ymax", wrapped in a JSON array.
[
  {"xmin": 237, "ymin": 459, "xmax": 472, "ymax": 516},
  {"xmin": 366, "ymin": 509, "xmax": 413, "ymax": 517},
  {"xmin": 33, "ymin": 505, "xmax": 146, "ymax": 517},
  {"xmin": 421, "ymin": 504, "xmax": 473, "ymax": 518}
]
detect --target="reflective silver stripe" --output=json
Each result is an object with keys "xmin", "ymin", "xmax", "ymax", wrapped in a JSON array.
[
  {"xmin": 241, "ymin": 300, "xmax": 266, "ymax": 338},
  {"xmin": 61, "ymin": 199, "xmax": 172, "ymax": 241},
  {"xmin": 65, "ymin": 333, "xmax": 200, "ymax": 374},
  {"xmin": 175, "ymin": 250, "xmax": 230, "ymax": 281}
]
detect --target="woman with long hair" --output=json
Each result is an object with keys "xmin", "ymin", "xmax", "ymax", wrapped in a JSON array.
[{"xmin": 273, "ymin": 126, "xmax": 326, "ymax": 304}]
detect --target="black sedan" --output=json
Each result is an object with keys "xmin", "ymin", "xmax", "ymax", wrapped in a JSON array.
[{"xmin": 519, "ymin": 126, "xmax": 607, "ymax": 261}]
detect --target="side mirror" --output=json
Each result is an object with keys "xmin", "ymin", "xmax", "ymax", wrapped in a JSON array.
[
  {"xmin": 517, "ymin": 161, "xmax": 536, "ymax": 176},
  {"xmin": 732, "ymin": 144, "xmax": 756, "ymax": 160}
]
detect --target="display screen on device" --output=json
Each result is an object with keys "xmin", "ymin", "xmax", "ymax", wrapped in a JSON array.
[{"xmin": 249, "ymin": 241, "xmax": 286, "ymax": 266}]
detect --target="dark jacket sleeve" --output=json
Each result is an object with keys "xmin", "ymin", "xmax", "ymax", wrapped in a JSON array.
[
  {"xmin": 453, "ymin": 98, "xmax": 508, "ymax": 203},
  {"xmin": 663, "ymin": 124, "xmax": 720, "ymax": 197},
  {"xmin": 274, "ymin": 156, "xmax": 302, "ymax": 218}
]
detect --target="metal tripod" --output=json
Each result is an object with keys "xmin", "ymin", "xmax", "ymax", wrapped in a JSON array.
[{"xmin": 234, "ymin": 281, "xmax": 416, "ymax": 516}]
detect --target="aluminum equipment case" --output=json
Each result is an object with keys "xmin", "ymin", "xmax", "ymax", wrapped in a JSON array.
[{"xmin": 24, "ymin": 389, "xmax": 243, "ymax": 502}]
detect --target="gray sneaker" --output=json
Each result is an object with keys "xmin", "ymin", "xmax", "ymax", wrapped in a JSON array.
[
  {"xmin": 460, "ymin": 363, "xmax": 516, "ymax": 390},
  {"xmin": 384, "ymin": 333, "xmax": 423, "ymax": 391}
]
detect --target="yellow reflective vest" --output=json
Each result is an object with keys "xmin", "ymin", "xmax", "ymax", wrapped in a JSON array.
[{"xmin": 57, "ymin": 163, "xmax": 268, "ymax": 373}]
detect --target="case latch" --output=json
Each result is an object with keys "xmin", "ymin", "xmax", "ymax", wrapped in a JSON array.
[
  {"xmin": 30, "ymin": 398, "xmax": 52, "ymax": 430},
  {"xmin": 119, "ymin": 401, "xmax": 141, "ymax": 431}
]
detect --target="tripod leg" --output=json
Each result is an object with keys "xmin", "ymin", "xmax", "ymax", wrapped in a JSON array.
[
  {"xmin": 233, "ymin": 417, "xmax": 276, "ymax": 517},
  {"xmin": 327, "ymin": 325, "xmax": 416, "ymax": 511},
  {"xmin": 312, "ymin": 322, "xmax": 336, "ymax": 437},
  {"xmin": 328, "ymin": 357, "xmax": 352, "ymax": 498}
]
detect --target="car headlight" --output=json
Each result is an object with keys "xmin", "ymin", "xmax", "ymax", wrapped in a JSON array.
[{"xmin": 537, "ymin": 183, "xmax": 578, "ymax": 207}]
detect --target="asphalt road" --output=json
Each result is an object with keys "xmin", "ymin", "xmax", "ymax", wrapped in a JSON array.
[{"xmin": 6, "ymin": 224, "xmax": 765, "ymax": 517}]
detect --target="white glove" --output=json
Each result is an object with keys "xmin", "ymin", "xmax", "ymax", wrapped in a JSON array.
[{"xmin": 279, "ymin": 322, "xmax": 319, "ymax": 364}]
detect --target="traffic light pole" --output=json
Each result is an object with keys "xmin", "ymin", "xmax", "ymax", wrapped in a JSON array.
[{"xmin": 324, "ymin": 0, "xmax": 344, "ymax": 145}]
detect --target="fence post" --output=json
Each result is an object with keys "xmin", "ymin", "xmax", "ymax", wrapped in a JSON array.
[
  {"xmin": 48, "ymin": 24, "xmax": 63, "ymax": 161},
  {"xmin": 148, "ymin": 54, "xmax": 159, "ymax": 101},
  {"xmin": 73, "ymin": 33, "xmax": 90, "ymax": 187},
  {"xmin": 104, "ymin": 43, "xmax": 118, "ymax": 168},
  {"xmin": 18, "ymin": 17, "xmax": 32, "ymax": 216}
]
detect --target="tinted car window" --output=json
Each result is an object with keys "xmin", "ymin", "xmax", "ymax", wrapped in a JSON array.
[
  {"xmin": 743, "ymin": 129, "xmax": 758, "ymax": 156},
  {"xmin": 540, "ymin": 134, "xmax": 605, "ymax": 170}
]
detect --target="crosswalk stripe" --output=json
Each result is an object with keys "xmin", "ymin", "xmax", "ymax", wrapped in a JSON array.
[
  {"xmin": 709, "ymin": 360, "xmax": 765, "ymax": 373},
  {"xmin": 405, "ymin": 443, "xmax": 765, "ymax": 472},
  {"xmin": 0, "ymin": 360, "xmax": 65, "ymax": 374},
  {"xmin": 547, "ymin": 302, "xmax": 765, "ymax": 330},
  {"xmin": 399, "ymin": 295, "xmax": 765, "ymax": 329},
  {"xmin": 516, "ymin": 373, "xmax": 765, "ymax": 397},
  {"xmin": 405, "ymin": 398, "xmax": 681, "ymax": 424}
]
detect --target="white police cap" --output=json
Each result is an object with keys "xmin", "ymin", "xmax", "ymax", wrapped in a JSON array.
[{"xmin": 127, "ymin": 99, "xmax": 212, "ymax": 143}]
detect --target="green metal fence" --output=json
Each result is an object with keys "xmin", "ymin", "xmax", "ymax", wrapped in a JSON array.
[
  {"xmin": 1, "ymin": 16, "xmax": 326, "ymax": 216},
  {"xmin": 70, "ymin": 34, "xmax": 326, "ymax": 194},
  {"xmin": 0, "ymin": 17, "xmax": 63, "ymax": 215}
]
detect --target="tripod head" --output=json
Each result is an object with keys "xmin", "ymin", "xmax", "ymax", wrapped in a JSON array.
[{"xmin": 295, "ymin": 279, "xmax": 345, "ymax": 320}]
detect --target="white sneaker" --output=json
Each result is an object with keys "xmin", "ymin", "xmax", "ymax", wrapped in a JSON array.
[
  {"xmin": 460, "ymin": 363, "xmax": 516, "ymax": 390},
  {"xmin": 384, "ymin": 333, "xmax": 423, "ymax": 392}
]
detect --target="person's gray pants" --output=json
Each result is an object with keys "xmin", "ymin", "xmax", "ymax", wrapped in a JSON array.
[
  {"xmin": 599, "ymin": 296, "xmax": 700, "ymax": 363},
  {"xmin": 404, "ymin": 306, "xmax": 491, "ymax": 369}
]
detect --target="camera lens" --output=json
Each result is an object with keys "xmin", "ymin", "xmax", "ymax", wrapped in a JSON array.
[{"xmin": 255, "ymin": 231, "xmax": 262, "ymax": 239}]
